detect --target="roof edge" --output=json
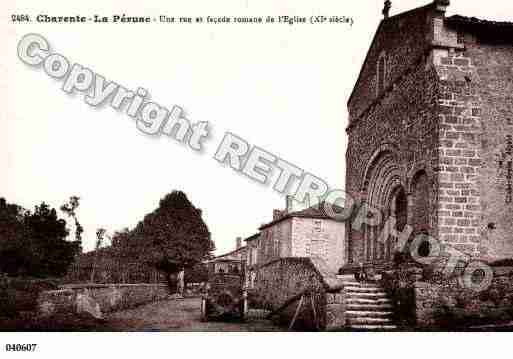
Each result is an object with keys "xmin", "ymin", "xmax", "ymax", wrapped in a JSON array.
[{"xmin": 347, "ymin": 3, "xmax": 434, "ymax": 108}]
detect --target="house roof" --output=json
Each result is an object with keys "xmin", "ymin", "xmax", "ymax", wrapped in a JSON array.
[
  {"xmin": 446, "ymin": 15, "xmax": 513, "ymax": 38},
  {"xmin": 210, "ymin": 245, "xmax": 247, "ymax": 262},
  {"xmin": 446, "ymin": 15, "xmax": 513, "ymax": 30},
  {"xmin": 205, "ymin": 257, "xmax": 241, "ymax": 264},
  {"xmin": 244, "ymin": 233, "xmax": 260, "ymax": 242},
  {"xmin": 258, "ymin": 202, "xmax": 345, "ymax": 230}
]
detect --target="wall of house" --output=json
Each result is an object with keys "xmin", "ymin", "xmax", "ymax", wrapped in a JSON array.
[
  {"xmin": 246, "ymin": 239, "xmax": 259, "ymax": 268},
  {"xmin": 212, "ymin": 261, "xmax": 242, "ymax": 274},
  {"xmin": 258, "ymin": 219, "xmax": 292, "ymax": 265},
  {"xmin": 291, "ymin": 218, "xmax": 345, "ymax": 273},
  {"xmin": 245, "ymin": 237, "xmax": 260, "ymax": 288}
]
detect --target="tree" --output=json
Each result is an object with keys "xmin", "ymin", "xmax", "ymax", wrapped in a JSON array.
[
  {"xmin": 0, "ymin": 198, "xmax": 79, "ymax": 277},
  {"xmin": 138, "ymin": 191, "xmax": 215, "ymax": 292},
  {"xmin": 90, "ymin": 228, "xmax": 110, "ymax": 283},
  {"xmin": 0, "ymin": 198, "xmax": 30, "ymax": 274},
  {"xmin": 25, "ymin": 202, "xmax": 78, "ymax": 277},
  {"xmin": 60, "ymin": 196, "xmax": 83, "ymax": 252}
]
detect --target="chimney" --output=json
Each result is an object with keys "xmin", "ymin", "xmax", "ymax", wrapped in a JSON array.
[
  {"xmin": 434, "ymin": 0, "xmax": 450, "ymax": 13},
  {"xmin": 382, "ymin": 0, "xmax": 392, "ymax": 19},
  {"xmin": 285, "ymin": 195, "xmax": 293, "ymax": 213},
  {"xmin": 273, "ymin": 209, "xmax": 282, "ymax": 220},
  {"xmin": 236, "ymin": 237, "xmax": 242, "ymax": 249}
]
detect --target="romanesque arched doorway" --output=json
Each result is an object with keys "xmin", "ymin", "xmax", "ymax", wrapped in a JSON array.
[{"xmin": 361, "ymin": 147, "xmax": 406, "ymax": 265}]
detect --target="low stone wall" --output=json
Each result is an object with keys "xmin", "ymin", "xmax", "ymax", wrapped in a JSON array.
[
  {"xmin": 414, "ymin": 268, "xmax": 513, "ymax": 329},
  {"xmin": 38, "ymin": 283, "xmax": 169, "ymax": 318},
  {"xmin": 253, "ymin": 257, "xmax": 344, "ymax": 330}
]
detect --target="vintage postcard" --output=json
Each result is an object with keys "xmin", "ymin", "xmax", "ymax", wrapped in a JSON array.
[{"xmin": 1, "ymin": 0, "xmax": 512, "ymax": 357}]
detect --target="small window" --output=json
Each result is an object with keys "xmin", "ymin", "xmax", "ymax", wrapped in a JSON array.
[
  {"xmin": 457, "ymin": 31, "xmax": 465, "ymax": 44},
  {"xmin": 314, "ymin": 220, "xmax": 322, "ymax": 232},
  {"xmin": 377, "ymin": 52, "xmax": 387, "ymax": 97}
]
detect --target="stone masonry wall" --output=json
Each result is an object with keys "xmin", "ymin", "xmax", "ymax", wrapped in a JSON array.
[
  {"xmin": 415, "ymin": 268, "xmax": 513, "ymax": 328},
  {"xmin": 38, "ymin": 283, "xmax": 168, "ymax": 318},
  {"xmin": 434, "ymin": 52, "xmax": 483, "ymax": 257},
  {"xmin": 433, "ymin": 18, "xmax": 513, "ymax": 260},
  {"xmin": 348, "ymin": 5, "xmax": 432, "ymax": 120},
  {"xmin": 464, "ymin": 39, "xmax": 513, "ymax": 260},
  {"xmin": 347, "ymin": 4, "xmax": 513, "ymax": 265},
  {"xmin": 346, "ymin": 56, "xmax": 440, "ymax": 264},
  {"xmin": 254, "ymin": 257, "xmax": 344, "ymax": 330}
]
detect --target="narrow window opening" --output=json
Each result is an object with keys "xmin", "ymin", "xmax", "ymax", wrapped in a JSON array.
[{"xmin": 377, "ymin": 53, "xmax": 387, "ymax": 97}]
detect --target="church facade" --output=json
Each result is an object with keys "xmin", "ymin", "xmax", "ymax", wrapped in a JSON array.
[{"xmin": 345, "ymin": 0, "xmax": 513, "ymax": 268}]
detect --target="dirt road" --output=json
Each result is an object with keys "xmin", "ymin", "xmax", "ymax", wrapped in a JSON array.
[{"xmin": 106, "ymin": 297, "xmax": 282, "ymax": 331}]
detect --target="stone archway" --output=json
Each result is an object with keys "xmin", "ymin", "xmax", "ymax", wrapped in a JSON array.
[
  {"xmin": 360, "ymin": 148, "xmax": 406, "ymax": 265},
  {"xmin": 386, "ymin": 185, "xmax": 408, "ymax": 261}
]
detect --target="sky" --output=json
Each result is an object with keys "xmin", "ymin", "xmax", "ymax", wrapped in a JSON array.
[{"xmin": 2, "ymin": 0, "xmax": 512, "ymax": 255}]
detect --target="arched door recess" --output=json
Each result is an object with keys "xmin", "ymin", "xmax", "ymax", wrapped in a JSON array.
[{"xmin": 360, "ymin": 148, "xmax": 406, "ymax": 265}]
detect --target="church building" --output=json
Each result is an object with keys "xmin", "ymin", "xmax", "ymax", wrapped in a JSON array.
[{"xmin": 345, "ymin": 0, "xmax": 513, "ymax": 268}]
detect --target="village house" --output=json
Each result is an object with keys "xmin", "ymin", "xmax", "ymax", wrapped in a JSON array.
[
  {"xmin": 206, "ymin": 237, "xmax": 248, "ymax": 275},
  {"xmin": 244, "ymin": 196, "xmax": 345, "ymax": 289},
  {"xmin": 244, "ymin": 233, "xmax": 260, "ymax": 288}
]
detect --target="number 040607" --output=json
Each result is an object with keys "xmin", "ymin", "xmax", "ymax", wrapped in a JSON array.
[{"xmin": 5, "ymin": 344, "xmax": 37, "ymax": 352}]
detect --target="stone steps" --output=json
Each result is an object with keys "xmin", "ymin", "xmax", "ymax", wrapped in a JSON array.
[
  {"xmin": 345, "ymin": 292, "xmax": 388, "ymax": 299},
  {"xmin": 346, "ymin": 303, "xmax": 394, "ymax": 311},
  {"xmin": 342, "ymin": 281, "xmax": 381, "ymax": 288},
  {"xmin": 348, "ymin": 315, "xmax": 392, "ymax": 322},
  {"xmin": 346, "ymin": 310, "xmax": 393, "ymax": 318},
  {"xmin": 346, "ymin": 297, "xmax": 392, "ymax": 304},
  {"xmin": 344, "ymin": 286, "xmax": 384, "ymax": 292},
  {"xmin": 350, "ymin": 324, "xmax": 398, "ymax": 331},
  {"xmin": 342, "ymin": 280, "xmax": 397, "ymax": 331}
]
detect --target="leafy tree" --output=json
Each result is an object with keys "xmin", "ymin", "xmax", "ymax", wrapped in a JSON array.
[
  {"xmin": 0, "ymin": 198, "xmax": 79, "ymax": 277},
  {"xmin": 90, "ymin": 228, "xmax": 111, "ymax": 282},
  {"xmin": 25, "ymin": 202, "xmax": 78, "ymax": 277},
  {"xmin": 0, "ymin": 198, "xmax": 30, "ymax": 274},
  {"xmin": 138, "ymin": 191, "xmax": 215, "ymax": 292},
  {"xmin": 60, "ymin": 196, "xmax": 83, "ymax": 251}
]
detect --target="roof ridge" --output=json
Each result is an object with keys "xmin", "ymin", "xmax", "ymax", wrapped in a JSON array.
[{"xmin": 258, "ymin": 201, "xmax": 345, "ymax": 230}]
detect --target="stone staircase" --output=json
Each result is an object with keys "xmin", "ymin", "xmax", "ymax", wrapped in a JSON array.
[{"xmin": 342, "ymin": 279, "xmax": 397, "ymax": 330}]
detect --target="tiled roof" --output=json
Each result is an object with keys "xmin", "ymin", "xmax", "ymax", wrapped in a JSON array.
[
  {"xmin": 211, "ymin": 245, "xmax": 247, "ymax": 261},
  {"xmin": 447, "ymin": 15, "xmax": 513, "ymax": 29},
  {"xmin": 244, "ymin": 233, "xmax": 260, "ymax": 242},
  {"xmin": 259, "ymin": 202, "xmax": 345, "ymax": 230}
]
